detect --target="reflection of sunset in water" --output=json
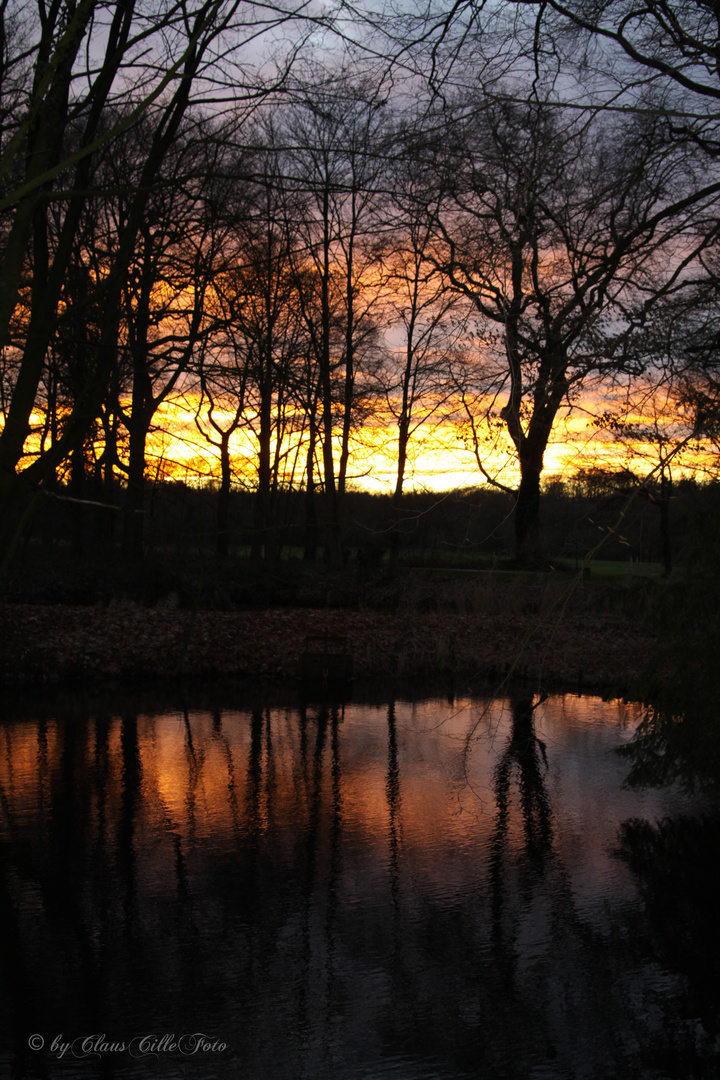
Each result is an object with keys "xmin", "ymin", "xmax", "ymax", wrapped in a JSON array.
[
  {"xmin": 0, "ymin": 695, "xmax": 670, "ymax": 883},
  {"xmin": 0, "ymin": 692, "xmax": 712, "ymax": 1080}
]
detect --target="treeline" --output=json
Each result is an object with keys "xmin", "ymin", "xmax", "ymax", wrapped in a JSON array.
[
  {"xmin": 2, "ymin": 1, "xmax": 720, "ymax": 571},
  {"xmin": 7, "ymin": 474, "xmax": 717, "ymax": 599}
]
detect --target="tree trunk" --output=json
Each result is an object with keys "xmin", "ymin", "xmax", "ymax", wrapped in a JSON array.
[
  {"xmin": 338, "ymin": 235, "xmax": 355, "ymax": 499},
  {"xmin": 390, "ymin": 414, "xmax": 410, "ymax": 565},
  {"xmin": 304, "ymin": 412, "xmax": 319, "ymax": 562},
  {"xmin": 122, "ymin": 411, "xmax": 151, "ymax": 561},
  {"xmin": 514, "ymin": 455, "xmax": 543, "ymax": 564},
  {"xmin": 506, "ymin": 363, "xmax": 562, "ymax": 565},
  {"xmin": 253, "ymin": 386, "xmax": 275, "ymax": 562},
  {"xmin": 319, "ymin": 190, "xmax": 342, "ymax": 567},
  {"xmin": 217, "ymin": 433, "xmax": 231, "ymax": 557},
  {"xmin": 68, "ymin": 440, "xmax": 86, "ymax": 560},
  {"xmin": 659, "ymin": 465, "xmax": 672, "ymax": 576},
  {"xmin": 96, "ymin": 406, "xmax": 118, "ymax": 554}
]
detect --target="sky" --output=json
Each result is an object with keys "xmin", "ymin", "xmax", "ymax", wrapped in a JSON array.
[{"xmin": 134, "ymin": 388, "xmax": 713, "ymax": 494}]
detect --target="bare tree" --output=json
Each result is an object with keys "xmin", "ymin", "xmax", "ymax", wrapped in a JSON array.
[
  {"xmin": 530, "ymin": 0, "xmax": 720, "ymax": 123},
  {"xmin": 417, "ymin": 88, "xmax": 715, "ymax": 561},
  {"xmin": 115, "ymin": 125, "xmax": 224, "ymax": 560},
  {"xmin": 194, "ymin": 341, "xmax": 250, "ymax": 558},
  {"xmin": 591, "ymin": 373, "xmax": 702, "ymax": 573},
  {"xmin": 223, "ymin": 140, "xmax": 308, "ymax": 561},
  {"xmin": 283, "ymin": 75, "xmax": 389, "ymax": 560},
  {"xmin": 0, "ymin": 0, "xmax": 332, "ymax": 553},
  {"xmin": 373, "ymin": 166, "xmax": 469, "ymax": 555}
]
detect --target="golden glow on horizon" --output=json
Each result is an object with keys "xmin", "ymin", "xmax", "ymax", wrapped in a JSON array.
[
  {"xmin": 143, "ymin": 391, "xmax": 719, "ymax": 492},
  {"xmin": 13, "ymin": 385, "xmax": 718, "ymax": 493}
]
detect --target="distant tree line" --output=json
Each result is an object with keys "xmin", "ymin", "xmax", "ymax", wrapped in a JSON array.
[
  {"xmin": 2, "ymin": 0, "xmax": 720, "ymax": 570},
  {"xmin": 12, "ymin": 472, "xmax": 717, "ymax": 595}
]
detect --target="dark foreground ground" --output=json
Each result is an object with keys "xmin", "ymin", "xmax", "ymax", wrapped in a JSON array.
[{"xmin": 0, "ymin": 565, "xmax": 656, "ymax": 694}]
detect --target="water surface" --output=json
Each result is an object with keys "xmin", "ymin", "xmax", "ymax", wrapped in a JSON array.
[{"xmin": 0, "ymin": 690, "xmax": 718, "ymax": 1079}]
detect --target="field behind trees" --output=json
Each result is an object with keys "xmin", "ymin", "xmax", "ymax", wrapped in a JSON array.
[{"xmin": 3, "ymin": 476, "xmax": 715, "ymax": 609}]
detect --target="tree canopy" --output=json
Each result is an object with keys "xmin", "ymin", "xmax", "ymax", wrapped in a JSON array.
[{"xmin": 2, "ymin": 0, "xmax": 719, "ymax": 564}]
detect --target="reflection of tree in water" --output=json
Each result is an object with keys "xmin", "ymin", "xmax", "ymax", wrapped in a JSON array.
[
  {"xmin": 482, "ymin": 694, "xmax": 562, "ymax": 1063},
  {"xmin": 618, "ymin": 701, "xmax": 720, "ymax": 798},
  {"xmin": 386, "ymin": 701, "xmax": 401, "ymax": 916},
  {"xmin": 119, "ymin": 712, "xmax": 141, "ymax": 927},
  {"xmin": 236, "ymin": 699, "xmax": 346, "ymax": 1078},
  {"xmin": 474, "ymin": 694, "xmax": 681, "ymax": 1077},
  {"xmin": 489, "ymin": 694, "xmax": 554, "ymax": 947},
  {"xmin": 616, "ymin": 813, "xmax": 720, "ymax": 1076},
  {"xmin": 374, "ymin": 694, "xmax": 561, "ymax": 1074},
  {"xmin": 0, "ymin": 708, "xmax": 248, "ymax": 1069},
  {"xmin": 0, "ymin": 711, "xmax": 136, "ymax": 1069},
  {"xmin": 2, "ymin": 698, "xmax": 718, "ymax": 1080},
  {"xmin": 490, "ymin": 696, "xmax": 550, "ymax": 937},
  {"xmin": 491, "ymin": 693, "xmax": 552, "ymax": 872}
]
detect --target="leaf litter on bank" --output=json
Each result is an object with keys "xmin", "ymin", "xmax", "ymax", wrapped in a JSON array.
[{"xmin": 0, "ymin": 602, "xmax": 654, "ymax": 691}]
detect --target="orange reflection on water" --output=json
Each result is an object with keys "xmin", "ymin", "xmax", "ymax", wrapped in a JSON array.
[
  {"xmin": 0, "ymin": 692, "xmax": 710, "ymax": 1080},
  {"xmin": 0, "ymin": 697, "xmax": 643, "ymax": 853}
]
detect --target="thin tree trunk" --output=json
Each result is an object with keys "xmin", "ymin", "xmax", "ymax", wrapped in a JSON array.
[
  {"xmin": 217, "ymin": 433, "xmax": 232, "ymax": 557},
  {"xmin": 97, "ymin": 398, "xmax": 119, "ymax": 554},
  {"xmin": 253, "ymin": 381, "xmax": 275, "ymax": 562},
  {"xmin": 122, "ymin": 409, "xmax": 151, "ymax": 561},
  {"xmin": 390, "ymin": 413, "xmax": 410, "ymax": 565},
  {"xmin": 68, "ymin": 439, "xmax": 86, "ymax": 560},
  {"xmin": 319, "ymin": 190, "xmax": 341, "ymax": 566},
  {"xmin": 338, "ymin": 229, "xmax": 355, "ymax": 499},
  {"xmin": 304, "ymin": 412, "xmax": 319, "ymax": 562},
  {"xmin": 659, "ymin": 465, "xmax": 673, "ymax": 575}
]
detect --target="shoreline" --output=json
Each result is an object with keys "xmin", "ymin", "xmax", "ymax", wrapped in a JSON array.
[{"xmin": 0, "ymin": 602, "xmax": 654, "ymax": 696}]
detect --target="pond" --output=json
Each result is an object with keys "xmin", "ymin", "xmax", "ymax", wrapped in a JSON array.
[{"xmin": 0, "ymin": 687, "xmax": 718, "ymax": 1079}]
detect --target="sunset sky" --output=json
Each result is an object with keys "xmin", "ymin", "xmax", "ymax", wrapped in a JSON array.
[{"xmin": 134, "ymin": 389, "xmax": 710, "ymax": 494}]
